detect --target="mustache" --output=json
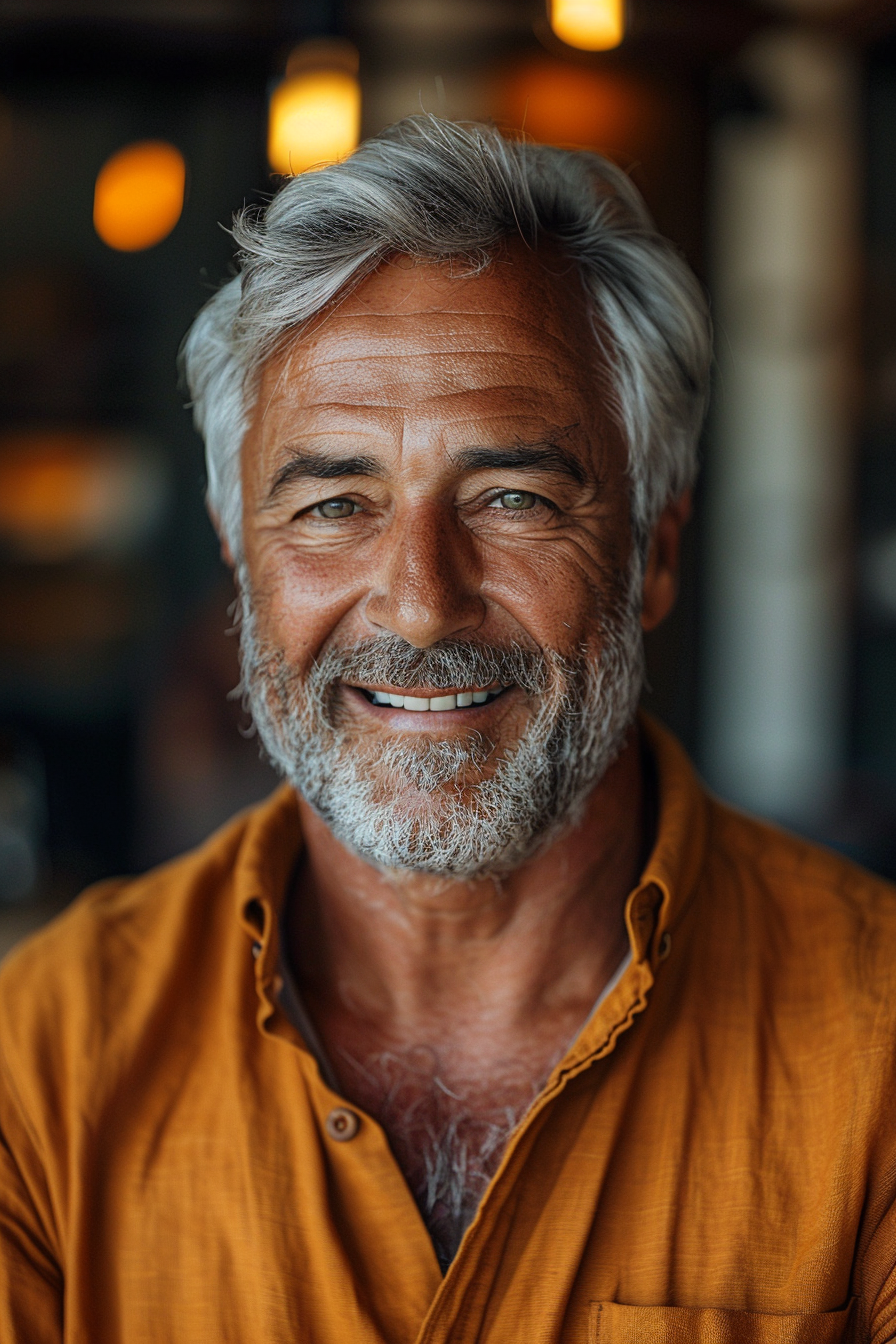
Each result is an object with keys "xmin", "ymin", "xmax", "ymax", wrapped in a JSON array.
[{"xmin": 307, "ymin": 635, "xmax": 562, "ymax": 697}]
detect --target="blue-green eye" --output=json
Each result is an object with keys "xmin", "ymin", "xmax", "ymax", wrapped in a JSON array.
[
  {"xmin": 314, "ymin": 498, "xmax": 356, "ymax": 519},
  {"xmin": 494, "ymin": 490, "xmax": 537, "ymax": 511}
]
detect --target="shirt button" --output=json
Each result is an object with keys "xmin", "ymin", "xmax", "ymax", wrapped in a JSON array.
[
  {"xmin": 325, "ymin": 1107, "xmax": 360, "ymax": 1142},
  {"xmin": 658, "ymin": 931, "xmax": 672, "ymax": 961}
]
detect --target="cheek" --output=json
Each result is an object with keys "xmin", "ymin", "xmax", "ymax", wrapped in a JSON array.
[
  {"xmin": 481, "ymin": 544, "xmax": 607, "ymax": 653},
  {"xmin": 474, "ymin": 488, "xmax": 632, "ymax": 655},
  {"xmin": 246, "ymin": 535, "xmax": 368, "ymax": 664}
]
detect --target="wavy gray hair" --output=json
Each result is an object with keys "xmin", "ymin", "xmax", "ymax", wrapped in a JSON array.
[{"xmin": 181, "ymin": 114, "xmax": 711, "ymax": 562}]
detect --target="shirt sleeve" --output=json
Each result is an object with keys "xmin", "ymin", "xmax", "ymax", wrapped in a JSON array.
[{"xmin": 0, "ymin": 1064, "xmax": 63, "ymax": 1343}]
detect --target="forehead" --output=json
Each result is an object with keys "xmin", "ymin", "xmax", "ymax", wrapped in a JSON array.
[{"xmin": 254, "ymin": 239, "xmax": 603, "ymax": 426}]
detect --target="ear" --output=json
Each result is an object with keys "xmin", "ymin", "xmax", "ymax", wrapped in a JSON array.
[
  {"xmin": 207, "ymin": 500, "xmax": 236, "ymax": 570},
  {"xmin": 640, "ymin": 490, "xmax": 692, "ymax": 632}
]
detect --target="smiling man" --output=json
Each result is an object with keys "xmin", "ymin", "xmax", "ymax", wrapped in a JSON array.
[{"xmin": 2, "ymin": 117, "xmax": 896, "ymax": 1344}]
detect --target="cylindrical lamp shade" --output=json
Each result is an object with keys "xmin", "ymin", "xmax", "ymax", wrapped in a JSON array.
[{"xmin": 268, "ymin": 42, "xmax": 361, "ymax": 176}]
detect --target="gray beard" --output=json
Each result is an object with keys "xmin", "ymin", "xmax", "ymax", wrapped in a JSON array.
[{"xmin": 237, "ymin": 568, "xmax": 644, "ymax": 880}]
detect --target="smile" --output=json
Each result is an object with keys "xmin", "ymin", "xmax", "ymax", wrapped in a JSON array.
[{"xmin": 354, "ymin": 685, "xmax": 507, "ymax": 712}]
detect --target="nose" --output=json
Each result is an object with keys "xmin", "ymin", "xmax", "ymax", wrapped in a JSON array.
[{"xmin": 364, "ymin": 503, "xmax": 485, "ymax": 647}]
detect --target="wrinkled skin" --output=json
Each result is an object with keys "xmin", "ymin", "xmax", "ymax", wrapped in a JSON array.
[{"xmin": 234, "ymin": 239, "xmax": 689, "ymax": 1264}]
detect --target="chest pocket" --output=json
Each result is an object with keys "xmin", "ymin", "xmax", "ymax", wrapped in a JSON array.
[{"xmin": 589, "ymin": 1300, "xmax": 855, "ymax": 1343}]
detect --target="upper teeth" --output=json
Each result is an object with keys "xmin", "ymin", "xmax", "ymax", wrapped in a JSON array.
[{"xmin": 370, "ymin": 690, "xmax": 494, "ymax": 711}]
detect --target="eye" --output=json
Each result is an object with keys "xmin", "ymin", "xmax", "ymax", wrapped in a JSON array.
[
  {"xmin": 312, "ymin": 498, "xmax": 357, "ymax": 519},
  {"xmin": 491, "ymin": 490, "xmax": 538, "ymax": 511}
]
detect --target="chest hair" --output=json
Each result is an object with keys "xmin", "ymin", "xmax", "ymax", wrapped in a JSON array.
[{"xmin": 332, "ymin": 1042, "xmax": 565, "ymax": 1271}]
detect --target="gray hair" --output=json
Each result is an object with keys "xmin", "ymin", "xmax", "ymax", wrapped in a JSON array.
[{"xmin": 182, "ymin": 114, "xmax": 711, "ymax": 561}]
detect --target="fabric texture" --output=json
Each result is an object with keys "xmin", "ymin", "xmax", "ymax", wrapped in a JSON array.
[{"xmin": 1, "ymin": 716, "xmax": 895, "ymax": 1344}]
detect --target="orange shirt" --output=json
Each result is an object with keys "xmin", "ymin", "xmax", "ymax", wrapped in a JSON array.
[{"xmin": 2, "ymin": 717, "xmax": 896, "ymax": 1344}]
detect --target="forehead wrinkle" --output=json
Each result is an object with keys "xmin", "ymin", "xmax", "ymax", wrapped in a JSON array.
[
  {"xmin": 277, "ymin": 400, "xmax": 404, "ymax": 419},
  {"xmin": 297, "ymin": 314, "xmax": 594, "ymax": 367},
  {"xmin": 282, "ymin": 241, "xmax": 598, "ymax": 380},
  {"xmin": 257, "ymin": 268, "xmax": 607, "ymax": 457},
  {"xmin": 290, "ymin": 351, "xmax": 589, "ymax": 408},
  {"xmin": 418, "ymin": 386, "xmax": 579, "ymax": 419},
  {"xmin": 289, "ymin": 278, "xmax": 593, "ymax": 346},
  {"xmin": 291, "ymin": 333, "xmax": 582, "ymax": 367},
  {"xmin": 279, "ymin": 391, "xmax": 582, "ymax": 437}
]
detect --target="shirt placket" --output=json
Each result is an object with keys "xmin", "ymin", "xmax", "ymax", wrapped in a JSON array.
[{"xmin": 246, "ymin": 893, "xmax": 444, "ymax": 1343}]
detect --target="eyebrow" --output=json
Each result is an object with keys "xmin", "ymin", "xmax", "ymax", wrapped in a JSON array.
[
  {"xmin": 452, "ymin": 443, "xmax": 587, "ymax": 486},
  {"xmin": 267, "ymin": 448, "xmax": 384, "ymax": 501},
  {"xmin": 265, "ymin": 439, "xmax": 588, "ymax": 502}
]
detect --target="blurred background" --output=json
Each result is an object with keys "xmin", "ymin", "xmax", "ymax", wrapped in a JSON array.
[{"xmin": 2, "ymin": 0, "xmax": 896, "ymax": 954}]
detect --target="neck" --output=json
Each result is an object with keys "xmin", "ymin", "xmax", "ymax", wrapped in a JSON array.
[{"xmin": 288, "ymin": 727, "xmax": 647, "ymax": 1038}]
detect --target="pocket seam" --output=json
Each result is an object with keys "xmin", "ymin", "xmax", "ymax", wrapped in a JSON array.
[{"xmin": 587, "ymin": 1297, "xmax": 855, "ymax": 1344}]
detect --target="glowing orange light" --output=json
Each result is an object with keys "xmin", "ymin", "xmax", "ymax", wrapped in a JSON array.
[
  {"xmin": 0, "ymin": 431, "xmax": 166, "ymax": 561},
  {"xmin": 93, "ymin": 141, "xmax": 185, "ymax": 252},
  {"xmin": 549, "ymin": 0, "xmax": 624, "ymax": 51},
  {"xmin": 268, "ymin": 39, "xmax": 361, "ymax": 176},
  {"xmin": 497, "ymin": 59, "xmax": 661, "ymax": 163}
]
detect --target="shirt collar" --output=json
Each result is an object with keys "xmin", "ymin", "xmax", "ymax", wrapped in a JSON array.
[
  {"xmin": 234, "ymin": 783, "xmax": 302, "ymax": 1013},
  {"xmin": 546, "ymin": 712, "xmax": 710, "ymax": 1081},
  {"xmin": 636, "ymin": 710, "xmax": 709, "ymax": 959}
]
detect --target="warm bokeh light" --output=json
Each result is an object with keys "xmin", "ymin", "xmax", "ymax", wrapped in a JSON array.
[
  {"xmin": 93, "ymin": 141, "xmax": 185, "ymax": 252},
  {"xmin": 549, "ymin": 0, "xmax": 625, "ymax": 51},
  {"xmin": 268, "ymin": 40, "xmax": 361, "ymax": 176},
  {"xmin": 497, "ymin": 59, "xmax": 662, "ymax": 160},
  {"xmin": 0, "ymin": 430, "xmax": 166, "ymax": 561}
]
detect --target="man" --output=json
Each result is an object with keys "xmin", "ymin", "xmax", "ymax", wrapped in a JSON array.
[{"xmin": 1, "ymin": 116, "xmax": 894, "ymax": 1343}]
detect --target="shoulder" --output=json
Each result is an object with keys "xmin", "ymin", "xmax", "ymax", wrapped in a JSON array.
[
  {"xmin": 701, "ymin": 795, "xmax": 896, "ymax": 1018},
  {"xmin": 644, "ymin": 712, "xmax": 896, "ymax": 958},
  {"xmin": 0, "ymin": 801, "xmax": 248, "ymax": 999},
  {"xmin": 0, "ymin": 787, "xmax": 296, "ymax": 1118},
  {"xmin": 707, "ymin": 796, "xmax": 896, "ymax": 927},
  {"xmin": 645, "ymin": 711, "xmax": 896, "ymax": 1036}
]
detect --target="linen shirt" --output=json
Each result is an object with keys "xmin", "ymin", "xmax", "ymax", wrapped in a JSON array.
[{"xmin": 1, "ymin": 717, "xmax": 896, "ymax": 1344}]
